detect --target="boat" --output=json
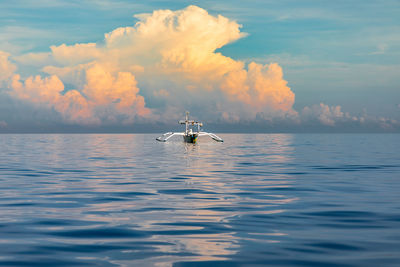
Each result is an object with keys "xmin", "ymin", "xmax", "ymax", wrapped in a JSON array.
[{"xmin": 156, "ymin": 112, "xmax": 223, "ymax": 143}]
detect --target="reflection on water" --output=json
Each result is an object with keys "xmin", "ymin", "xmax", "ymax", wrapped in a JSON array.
[
  {"xmin": 161, "ymin": 135, "xmax": 295, "ymax": 263},
  {"xmin": 0, "ymin": 134, "xmax": 399, "ymax": 266}
]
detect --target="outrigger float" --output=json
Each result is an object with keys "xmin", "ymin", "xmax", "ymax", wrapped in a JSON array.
[{"xmin": 156, "ymin": 112, "xmax": 223, "ymax": 143}]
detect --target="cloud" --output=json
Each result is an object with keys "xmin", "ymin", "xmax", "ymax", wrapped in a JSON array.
[
  {"xmin": 302, "ymin": 103, "xmax": 347, "ymax": 126},
  {"xmin": 9, "ymin": 63, "xmax": 150, "ymax": 124},
  {"xmin": 0, "ymin": 51, "xmax": 16, "ymax": 83},
  {"xmin": 10, "ymin": 74, "xmax": 94, "ymax": 124},
  {"xmin": 5, "ymin": 5, "xmax": 297, "ymax": 124},
  {"xmin": 301, "ymin": 103, "xmax": 370, "ymax": 127},
  {"xmin": 83, "ymin": 63, "xmax": 150, "ymax": 119},
  {"xmin": 50, "ymin": 43, "xmax": 101, "ymax": 66},
  {"xmin": 299, "ymin": 103, "xmax": 400, "ymax": 131},
  {"xmin": 1, "ymin": 5, "xmax": 399, "ymax": 132},
  {"xmin": 222, "ymin": 62, "xmax": 295, "ymax": 113},
  {"xmin": 369, "ymin": 43, "xmax": 388, "ymax": 55}
]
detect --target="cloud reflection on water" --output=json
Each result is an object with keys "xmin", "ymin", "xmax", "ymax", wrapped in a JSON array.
[{"xmin": 0, "ymin": 134, "xmax": 298, "ymax": 266}]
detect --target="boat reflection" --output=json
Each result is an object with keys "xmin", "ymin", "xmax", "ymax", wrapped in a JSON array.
[{"xmin": 146, "ymin": 134, "xmax": 297, "ymax": 265}]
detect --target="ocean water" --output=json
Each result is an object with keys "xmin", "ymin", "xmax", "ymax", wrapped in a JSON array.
[{"xmin": 0, "ymin": 134, "xmax": 399, "ymax": 266}]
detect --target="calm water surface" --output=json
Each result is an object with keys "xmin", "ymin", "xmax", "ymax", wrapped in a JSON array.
[{"xmin": 0, "ymin": 134, "xmax": 399, "ymax": 266}]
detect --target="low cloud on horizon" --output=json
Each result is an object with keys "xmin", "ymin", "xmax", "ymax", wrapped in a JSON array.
[{"xmin": 0, "ymin": 5, "xmax": 399, "ymax": 132}]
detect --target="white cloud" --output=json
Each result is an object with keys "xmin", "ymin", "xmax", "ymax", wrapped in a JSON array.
[{"xmin": 302, "ymin": 103, "xmax": 355, "ymax": 126}]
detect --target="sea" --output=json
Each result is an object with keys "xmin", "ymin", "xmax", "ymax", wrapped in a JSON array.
[{"xmin": 0, "ymin": 134, "xmax": 399, "ymax": 266}]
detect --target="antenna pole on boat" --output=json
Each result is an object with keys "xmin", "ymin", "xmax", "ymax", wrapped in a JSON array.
[{"xmin": 185, "ymin": 111, "xmax": 189, "ymax": 133}]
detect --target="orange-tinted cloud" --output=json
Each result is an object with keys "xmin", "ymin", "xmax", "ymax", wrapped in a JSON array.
[
  {"xmin": 6, "ymin": 5, "xmax": 296, "ymax": 124},
  {"xmin": 83, "ymin": 64, "xmax": 150, "ymax": 118},
  {"xmin": 10, "ymin": 63, "xmax": 150, "ymax": 124},
  {"xmin": 10, "ymin": 74, "xmax": 94, "ymax": 123},
  {"xmin": 221, "ymin": 62, "xmax": 296, "ymax": 116},
  {"xmin": 50, "ymin": 43, "xmax": 100, "ymax": 66},
  {"xmin": 0, "ymin": 51, "xmax": 16, "ymax": 83}
]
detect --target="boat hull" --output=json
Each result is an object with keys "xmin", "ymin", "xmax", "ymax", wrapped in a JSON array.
[{"xmin": 183, "ymin": 134, "xmax": 198, "ymax": 143}]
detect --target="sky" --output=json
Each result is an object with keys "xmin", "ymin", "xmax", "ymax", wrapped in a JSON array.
[{"xmin": 0, "ymin": 0, "xmax": 399, "ymax": 133}]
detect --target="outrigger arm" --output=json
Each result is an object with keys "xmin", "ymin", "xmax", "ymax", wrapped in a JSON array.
[
  {"xmin": 156, "ymin": 132, "xmax": 184, "ymax": 142},
  {"xmin": 198, "ymin": 132, "xmax": 224, "ymax": 142}
]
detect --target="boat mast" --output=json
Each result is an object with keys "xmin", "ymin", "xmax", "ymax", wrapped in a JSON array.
[{"xmin": 185, "ymin": 111, "xmax": 189, "ymax": 134}]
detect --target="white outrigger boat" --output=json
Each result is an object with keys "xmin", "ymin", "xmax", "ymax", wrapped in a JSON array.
[{"xmin": 156, "ymin": 112, "xmax": 223, "ymax": 143}]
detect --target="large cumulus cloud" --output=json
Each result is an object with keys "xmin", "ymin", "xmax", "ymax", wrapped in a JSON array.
[{"xmin": 3, "ymin": 5, "xmax": 297, "ymax": 125}]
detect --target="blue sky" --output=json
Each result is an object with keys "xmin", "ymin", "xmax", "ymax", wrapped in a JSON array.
[{"xmin": 0, "ymin": 0, "xmax": 399, "ymax": 132}]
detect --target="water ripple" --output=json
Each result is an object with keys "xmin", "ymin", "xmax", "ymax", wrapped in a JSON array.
[{"xmin": 0, "ymin": 134, "xmax": 399, "ymax": 266}]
